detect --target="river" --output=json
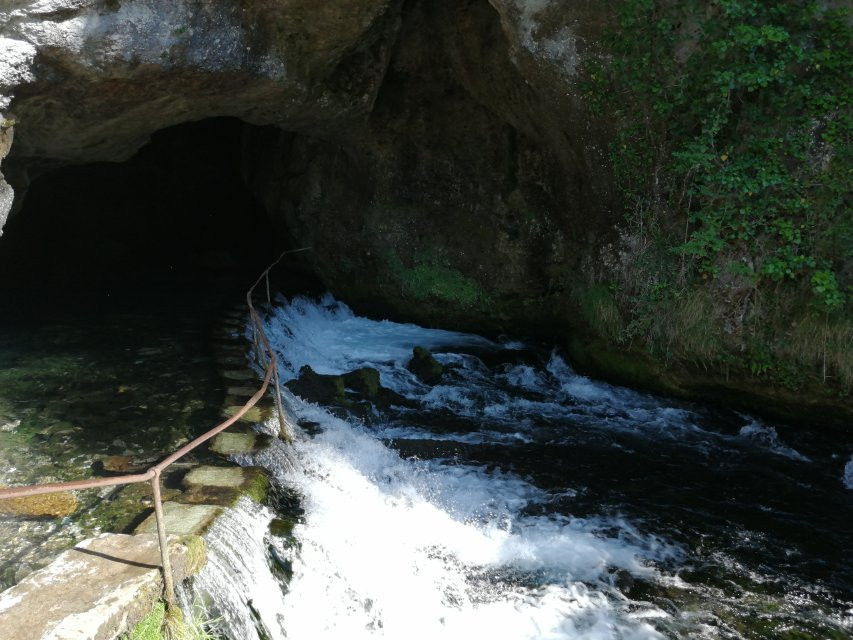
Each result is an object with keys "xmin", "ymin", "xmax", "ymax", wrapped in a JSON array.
[{"xmin": 187, "ymin": 294, "xmax": 853, "ymax": 640}]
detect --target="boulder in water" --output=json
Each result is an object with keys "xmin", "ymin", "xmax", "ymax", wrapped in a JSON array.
[
  {"xmin": 407, "ymin": 346, "xmax": 444, "ymax": 385},
  {"xmin": 343, "ymin": 367, "xmax": 411, "ymax": 409},
  {"xmin": 342, "ymin": 367, "xmax": 381, "ymax": 397},
  {"xmin": 286, "ymin": 366, "xmax": 346, "ymax": 405}
]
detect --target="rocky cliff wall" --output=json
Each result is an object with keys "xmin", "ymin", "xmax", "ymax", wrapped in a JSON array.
[
  {"xmin": 1, "ymin": 0, "xmax": 613, "ymax": 330},
  {"xmin": 1, "ymin": 0, "xmax": 848, "ymax": 423}
]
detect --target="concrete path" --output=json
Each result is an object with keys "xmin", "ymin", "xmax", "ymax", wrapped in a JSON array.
[{"xmin": 0, "ymin": 534, "xmax": 194, "ymax": 640}]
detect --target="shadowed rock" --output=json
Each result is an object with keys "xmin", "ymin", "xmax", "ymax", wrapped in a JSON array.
[
  {"xmin": 407, "ymin": 346, "xmax": 444, "ymax": 385},
  {"xmin": 286, "ymin": 365, "xmax": 347, "ymax": 405}
]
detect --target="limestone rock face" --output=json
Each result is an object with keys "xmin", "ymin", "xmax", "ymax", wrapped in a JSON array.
[
  {"xmin": 0, "ymin": 0, "xmax": 403, "ymax": 221},
  {"xmin": 241, "ymin": 1, "xmax": 616, "ymax": 331},
  {"xmin": 0, "ymin": 0, "xmax": 618, "ymax": 367}
]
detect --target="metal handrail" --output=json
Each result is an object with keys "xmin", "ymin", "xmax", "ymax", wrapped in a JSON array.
[{"xmin": 0, "ymin": 250, "xmax": 304, "ymax": 609}]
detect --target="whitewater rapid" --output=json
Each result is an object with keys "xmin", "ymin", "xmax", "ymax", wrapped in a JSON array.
[{"xmin": 187, "ymin": 294, "xmax": 852, "ymax": 640}]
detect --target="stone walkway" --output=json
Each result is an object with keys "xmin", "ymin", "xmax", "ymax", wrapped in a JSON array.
[
  {"xmin": 0, "ymin": 304, "xmax": 277, "ymax": 639},
  {"xmin": 0, "ymin": 534, "xmax": 195, "ymax": 640}
]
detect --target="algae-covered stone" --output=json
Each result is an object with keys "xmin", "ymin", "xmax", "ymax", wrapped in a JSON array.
[
  {"xmin": 269, "ymin": 517, "xmax": 297, "ymax": 538},
  {"xmin": 0, "ymin": 490, "xmax": 77, "ymax": 517},
  {"xmin": 286, "ymin": 365, "xmax": 347, "ymax": 404},
  {"xmin": 407, "ymin": 346, "xmax": 444, "ymax": 384},
  {"xmin": 219, "ymin": 369, "xmax": 258, "ymax": 381},
  {"xmin": 183, "ymin": 466, "xmax": 245, "ymax": 489},
  {"xmin": 209, "ymin": 431, "xmax": 257, "ymax": 456},
  {"xmin": 343, "ymin": 367, "xmax": 381, "ymax": 396},
  {"xmin": 220, "ymin": 404, "xmax": 272, "ymax": 424},
  {"xmin": 134, "ymin": 503, "xmax": 222, "ymax": 536},
  {"xmin": 181, "ymin": 465, "xmax": 269, "ymax": 506},
  {"xmin": 226, "ymin": 386, "xmax": 260, "ymax": 398}
]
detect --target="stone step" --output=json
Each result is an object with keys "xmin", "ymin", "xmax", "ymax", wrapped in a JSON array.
[
  {"xmin": 221, "ymin": 402, "xmax": 273, "ymax": 423},
  {"xmin": 218, "ymin": 369, "xmax": 258, "ymax": 382},
  {"xmin": 0, "ymin": 533, "xmax": 199, "ymax": 640},
  {"xmin": 178, "ymin": 465, "xmax": 268, "ymax": 507},
  {"xmin": 212, "ymin": 345, "xmax": 250, "ymax": 360},
  {"xmin": 226, "ymin": 385, "xmax": 262, "ymax": 397},
  {"xmin": 216, "ymin": 355, "xmax": 251, "ymax": 367},
  {"xmin": 208, "ymin": 430, "xmax": 260, "ymax": 456},
  {"xmin": 212, "ymin": 329, "xmax": 244, "ymax": 342},
  {"xmin": 134, "ymin": 502, "xmax": 223, "ymax": 537}
]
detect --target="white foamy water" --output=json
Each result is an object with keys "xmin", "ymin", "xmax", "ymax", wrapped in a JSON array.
[
  {"xmin": 188, "ymin": 499, "xmax": 284, "ymax": 640},
  {"xmin": 194, "ymin": 294, "xmax": 837, "ymax": 639},
  {"xmin": 844, "ymin": 455, "xmax": 853, "ymax": 490},
  {"xmin": 233, "ymin": 407, "xmax": 674, "ymax": 640},
  {"xmin": 194, "ymin": 295, "xmax": 693, "ymax": 639},
  {"xmin": 737, "ymin": 420, "xmax": 810, "ymax": 462},
  {"xmin": 262, "ymin": 293, "xmax": 494, "ymax": 380},
  {"xmin": 263, "ymin": 295, "xmax": 808, "ymax": 458}
]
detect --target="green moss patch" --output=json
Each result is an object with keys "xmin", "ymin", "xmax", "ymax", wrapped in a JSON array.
[
  {"xmin": 382, "ymin": 250, "xmax": 492, "ymax": 311},
  {"xmin": 123, "ymin": 601, "xmax": 166, "ymax": 640}
]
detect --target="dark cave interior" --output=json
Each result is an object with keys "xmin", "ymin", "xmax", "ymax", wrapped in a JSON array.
[{"xmin": 0, "ymin": 118, "xmax": 285, "ymax": 299}]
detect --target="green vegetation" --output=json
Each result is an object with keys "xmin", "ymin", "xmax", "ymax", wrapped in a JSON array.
[
  {"xmin": 244, "ymin": 470, "xmax": 270, "ymax": 505},
  {"xmin": 120, "ymin": 601, "xmax": 218, "ymax": 640},
  {"xmin": 180, "ymin": 535, "xmax": 208, "ymax": 576},
  {"xmin": 384, "ymin": 250, "xmax": 492, "ymax": 310},
  {"xmin": 123, "ymin": 601, "xmax": 166, "ymax": 640},
  {"xmin": 582, "ymin": 0, "xmax": 851, "ymax": 392}
]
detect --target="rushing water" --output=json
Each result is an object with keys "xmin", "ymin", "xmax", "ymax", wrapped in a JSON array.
[{"xmin": 188, "ymin": 294, "xmax": 853, "ymax": 640}]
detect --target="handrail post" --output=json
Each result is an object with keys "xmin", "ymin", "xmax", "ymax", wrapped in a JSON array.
[
  {"xmin": 265, "ymin": 272, "xmax": 271, "ymax": 306},
  {"xmin": 270, "ymin": 355, "xmax": 289, "ymax": 442},
  {"xmin": 150, "ymin": 471, "xmax": 176, "ymax": 610}
]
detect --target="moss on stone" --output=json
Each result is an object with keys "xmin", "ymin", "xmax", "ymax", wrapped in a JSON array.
[
  {"xmin": 407, "ymin": 347, "xmax": 444, "ymax": 385},
  {"xmin": 244, "ymin": 469, "xmax": 270, "ymax": 504},
  {"xmin": 285, "ymin": 366, "xmax": 347, "ymax": 405},
  {"xmin": 566, "ymin": 334, "xmax": 662, "ymax": 390},
  {"xmin": 402, "ymin": 263, "xmax": 486, "ymax": 308},
  {"xmin": 179, "ymin": 535, "xmax": 207, "ymax": 576},
  {"xmin": 343, "ymin": 367, "xmax": 381, "ymax": 396},
  {"xmin": 382, "ymin": 250, "xmax": 492, "ymax": 311},
  {"xmin": 0, "ymin": 490, "xmax": 78, "ymax": 518},
  {"xmin": 269, "ymin": 517, "xmax": 296, "ymax": 537},
  {"xmin": 122, "ymin": 600, "xmax": 165, "ymax": 640}
]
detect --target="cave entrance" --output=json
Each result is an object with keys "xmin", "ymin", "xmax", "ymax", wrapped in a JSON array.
[{"xmin": 0, "ymin": 117, "xmax": 284, "ymax": 304}]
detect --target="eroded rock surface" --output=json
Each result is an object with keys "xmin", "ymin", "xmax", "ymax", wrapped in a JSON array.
[
  {"xmin": 3, "ymin": 2, "xmax": 837, "ymax": 420},
  {"xmin": 0, "ymin": 0, "xmax": 403, "ymax": 219}
]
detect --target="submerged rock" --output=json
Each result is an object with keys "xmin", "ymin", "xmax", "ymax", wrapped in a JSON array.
[
  {"xmin": 96, "ymin": 455, "xmax": 151, "ymax": 474},
  {"xmin": 406, "ymin": 346, "xmax": 444, "ymax": 385},
  {"xmin": 0, "ymin": 490, "xmax": 77, "ymax": 518}
]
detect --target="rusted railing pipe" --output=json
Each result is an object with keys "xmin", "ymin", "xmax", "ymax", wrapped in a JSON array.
[
  {"xmin": 0, "ymin": 249, "xmax": 308, "ymax": 608},
  {"xmin": 150, "ymin": 471, "xmax": 175, "ymax": 609},
  {"xmin": 0, "ymin": 361, "xmax": 274, "ymax": 503}
]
